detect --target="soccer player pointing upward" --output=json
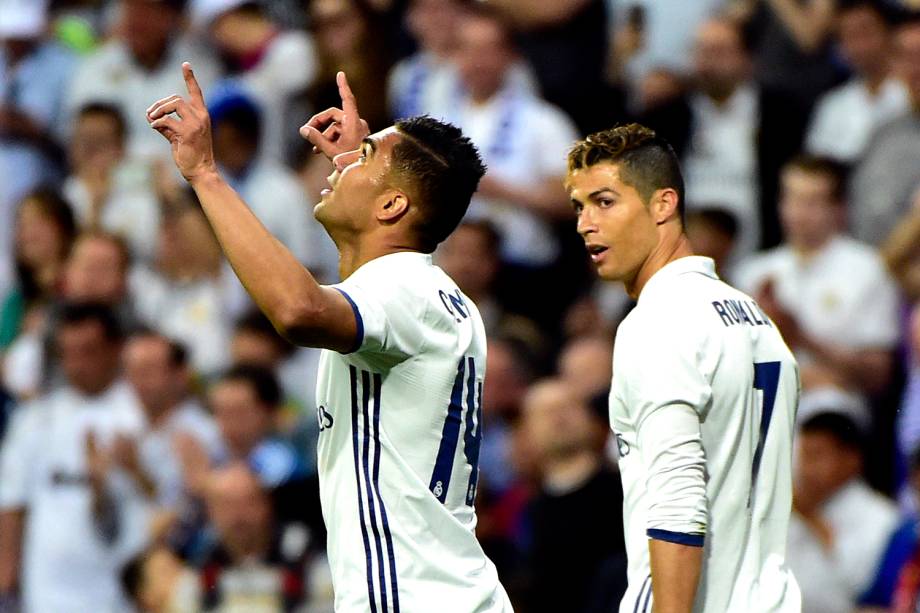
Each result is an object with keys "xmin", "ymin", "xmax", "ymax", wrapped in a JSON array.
[
  {"xmin": 147, "ymin": 64, "xmax": 512, "ymax": 612},
  {"xmin": 567, "ymin": 125, "xmax": 801, "ymax": 613}
]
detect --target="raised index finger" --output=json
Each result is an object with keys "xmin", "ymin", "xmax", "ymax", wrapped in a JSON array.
[
  {"xmin": 337, "ymin": 71, "xmax": 359, "ymax": 118},
  {"xmin": 182, "ymin": 62, "xmax": 205, "ymax": 106}
]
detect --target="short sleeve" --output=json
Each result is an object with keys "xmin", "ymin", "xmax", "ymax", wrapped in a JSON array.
[
  {"xmin": 0, "ymin": 404, "xmax": 41, "ymax": 509},
  {"xmin": 331, "ymin": 267, "xmax": 430, "ymax": 360},
  {"xmin": 617, "ymin": 318, "xmax": 712, "ymax": 541}
]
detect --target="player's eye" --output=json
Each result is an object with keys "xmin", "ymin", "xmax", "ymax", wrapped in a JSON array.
[{"xmin": 599, "ymin": 198, "xmax": 614, "ymax": 208}]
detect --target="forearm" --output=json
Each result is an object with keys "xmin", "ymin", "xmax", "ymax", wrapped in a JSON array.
[
  {"xmin": 801, "ymin": 337, "xmax": 892, "ymax": 394},
  {"xmin": 189, "ymin": 170, "xmax": 325, "ymax": 338},
  {"xmin": 649, "ymin": 538, "xmax": 703, "ymax": 613},
  {"xmin": 0, "ymin": 510, "xmax": 24, "ymax": 594}
]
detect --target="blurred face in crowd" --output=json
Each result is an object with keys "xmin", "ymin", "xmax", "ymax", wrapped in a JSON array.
[
  {"xmin": 693, "ymin": 19, "xmax": 750, "ymax": 101},
  {"xmin": 895, "ymin": 22, "xmax": 920, "ymax": 106},
  {"xmin": 157, "ymin": 208, "xmax": 222, "ymax": 279},
  {"xmin": 794, "ymin": 429, "xmax": 861, "ymax": 504},
  {"xmin": 685, "ymin": 211, "xmax": 737, "ymax": 270},
  {"xmin": 124, "ymin": 334, "xmax": 186, "ymax": 417},
  {"xmin": 120, "ymin": 0, "xmax": 181, "ymax": 66},
  {"xmin": 455, "ymin": 13, "xmax": 515, "ymax": 102},
  {"xmin": 315, "ymin": 128, "xmax": 404, "ymax": 241},
  {"xmin": 70, "ymin": 111, "xmax": 124, "ymax": 175},
  {"xmin": 436, "ymin": 223, "xmax": 498, "ymax": 301},
  {"xmin": 779, "ymin": 167, "xmax": 841, "ymax": 252},
  {"xmin": 210, "ymin": 379, "xmax": 273, "ymax": 457},
  {"xmin": 64, "ymin": 235, "xmax": 128, "ymax": 304},
  {"xmin": 15, "ymin": 197, "xmax": 68, "ymax": 272},
  {"xmin": 57, "ymin": 319, "xmax": 121, "ymax": 395},
  {"xmin": 483, "ymin": 339, "xmax": 529, "ymax": 419},
  {"xmin": 523, "ymin": 379, "xmax": 596, "ymax": 461},
  {"xmin": 212, "ymin": 121, "xmax": 257, "ymax": 176},
  {"xmin": 558, "ymin": 337, "xmax": 613, "ymax": 401},
  {"xmin": 569, "ymin": 162, "xmax": 664, "ymax": 286},
  {"xmin": 231, "ymin": 330, "xmax": 284, "ymax": 368},
  {"xmin": 311, "ymin": 0, "xmax": 365, "ymax": 59},
  {"xmin": 406, "ymin": 0, "xmax": 461, "ymax": 57},
  {"xmin": 837, "ymin": 5, "xmax": 891, "ymax": 78},
  {"xmin": 207, "ymin": 465, "xmax": 273, "ymax": 561}
]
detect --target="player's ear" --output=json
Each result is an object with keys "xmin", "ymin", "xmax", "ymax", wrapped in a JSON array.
[
  {"xmin": 376, "ymin": 190, "xmax": 410, "ymax": 223},
  {"xmin": 653, "ymin": 188, "xmax": 680, "ymax": 225}
]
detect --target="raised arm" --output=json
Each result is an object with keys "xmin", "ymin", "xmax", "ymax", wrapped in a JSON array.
[{"xmin": 146, "ymin": 64, "xmax": 360, "ymax": 351}]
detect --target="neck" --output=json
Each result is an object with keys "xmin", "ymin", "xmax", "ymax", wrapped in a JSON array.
[
  {"xmin": 227, "ymin": 529, "xmax": 271, "ymax": 563},
  {"xmin": 336, "ymin": 234, "xmax": 420, "ymax": 279},
  {"xmin": 543, "ymin": 451, "xmax": 599, "ymax": 494},
  {"xmin": 792, "ymin": 233, "xmax": 835, "ymax": 260},
  {"xmin": 145, "ymin": 397, "xmax": 182, "ymax": 428},
  {"xmin": 863, "ymin": 66, "xmax": 888, "ymax": 94},
  {"xmin": 133, "ymin": 44, "xmax": 168, "ymax": 72},
  {"xmin": 627, "ymin": 231, "xmax": 695, "ymax": 300}
]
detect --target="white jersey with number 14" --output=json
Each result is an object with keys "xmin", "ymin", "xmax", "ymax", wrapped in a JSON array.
[
  {"xmin": 314, "ymin": 251, "xmax": 512, "ymax": 613},
  {"xmin": 610, "ymin": 256, "xmax": 801, "ymax": 613}
]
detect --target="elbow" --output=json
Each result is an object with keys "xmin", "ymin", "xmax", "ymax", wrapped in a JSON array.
[{"xmin": 274, "ymin": 297, "xmax": 324, "ymax": 345}]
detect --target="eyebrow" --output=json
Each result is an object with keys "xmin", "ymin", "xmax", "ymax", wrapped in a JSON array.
[
  {"xmin": 361, "ymin": 137, "xmax": 377, "ymax": 157},
  {"xmin": 589, "ymin": 188, "xmax": 617, "ymax": 199}
]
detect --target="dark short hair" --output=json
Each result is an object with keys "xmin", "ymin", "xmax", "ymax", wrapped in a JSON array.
[
  {"xmin": 782, "ymin": 154, "xmax": 849, "ymax": 203},
  {"xmin": 129, "ymin": 327, "xmax": 189, "ymax": 368},
  {"xmin": 220, "ymin": 364, "xmax": 282, "ymax": 409},
  {"xmin": 58, "ymin": 302, "xmax": 124, "ymax": 343},
  {"xmin": 234, "ymin": 310, "xmax": 295, "ymax": 358},
  {"xmin": 800, "ymin": 411, "xmax": 863, "ymax": 452},
  {"xmin": 391, "ymin": 116, "xmax": 486, "ymax": 252},
  {"xmin": 838, "ymin": 0, "xmax": 899, "ymax": 25},
  {"xmin": 76, "ymin": 102, "xmax": 128, "ymax": 144},
  {"xmin": 686, "ymin": 207, "xmax": 739, "ymax": 240},
  {"xmin": 568, "ymin": 123, "xmax": 686, "ymax": 224}
]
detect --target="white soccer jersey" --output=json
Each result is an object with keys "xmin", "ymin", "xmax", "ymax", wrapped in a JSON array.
[
  {"xmin": 314, "ymin": 252, "xmax": 512, "ymax": 613},
  {"xmin": 609, "ymin": 257, "xmax": 801, "ymax": 613}
]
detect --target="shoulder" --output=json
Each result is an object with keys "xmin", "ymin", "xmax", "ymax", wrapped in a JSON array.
[
  {"xmin": 524, "ymin": 98, "xmax": 579, "ymax": 138},
  {"xmin": 250, "ymin": 162, "xmax": 304, "ymax": 196},
  {"xmin": 734, "ymin": 247, "xmax": 789, "ymax": 291},
  {"xmin": 813, "ymin": 80, "xmax": 859, "ymax": 112},
  {"xmin": 73, "ymin": 40, "xmax": 124, "ymax": 73},
  {"xmin": 830, "ymin": 237, "xmax": 891, "ymax": 277}
]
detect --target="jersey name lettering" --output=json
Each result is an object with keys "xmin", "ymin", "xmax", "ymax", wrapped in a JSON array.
[{"xmin": 711, "ymin": 299, "xmax": 773, "ymax": 329}]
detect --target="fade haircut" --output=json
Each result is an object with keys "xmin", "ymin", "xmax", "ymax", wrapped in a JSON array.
[
  {"xmin": 568, "ymin": 123, "xmax": 686, "ymax": 223},
  {"xmin": 391, "ymin": 116, "xmax": 487, "ymax": 252}
]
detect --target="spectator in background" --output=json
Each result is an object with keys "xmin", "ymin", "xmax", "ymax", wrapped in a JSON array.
[
  {"xmin": 642, "ymin": 16, "xmax": 808, "ymax": 255},
  {"xmin": 131, "ymin": 204, "xmax": 231, "ymax": 377},
  {"xmin": 786, "ymin": 410, "xmax": 898, "ymax": 613},
  {"xmin": 66, "ymin": 0, "xmax": 219, "ymax": 160},
  {"xmin": 684, "ymin": 207, "xmax": 739, "ymax": 279},
  {"xmin": 0, "ymin": 0, "xmax": 76, "ymax": 290},
  {"xmin": 64, "ymin": 102, "xmax": 161, "ymax": 261},
  {"xmin": 806, "ymin": 0, "xmax": 909, "ymax": 164},
  {"xmin": 192, "ymin": 0, "xmax": 317, "ymax": 163},
  {"xmin": 484, "ymin": 0, "xmax": 616, "ymax": 134},
  {"xmin": 736, "ymin": 156, "xmax": 900, "ymax": 399},
  {"xmin": 449, "ymin": 6, "xmax": 578, "ymax": 323},
  {"xmin": 121, "ymin": 545, "xmax": 199, "ymax": 613},
  {"xmin": 521, "ymin": 379, "xmax": 626, "ymax": 613},
  {"xmin": 124, "ymin": 330, "xmax": 222, "ymax": 526},
  {"xmin": 849, "ymin": 13, "xmax": 920, "ymax": 247},
  {"xmin": 557, "ymin": 336, "xmax": 613, "ymax": 402},
  {"xmin": 207, "ymin": 365, "xmax": 319, "ymax": 529},
  {"xmin": 0, "ymin": 303, "xmax": 150, "ymax": 613},
  {"xmin": 388, "ymin": 0, "xmax": 464, "ymax": 120},
  {"xmin": 0, "ymin": 189, "xmax": 76, "ymax": 350},
  {"xmin": 3, "ymin": 230, "xmax": 135, "ymax": 399}
]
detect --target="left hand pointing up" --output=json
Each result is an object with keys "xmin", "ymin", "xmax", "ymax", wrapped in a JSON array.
[{"xmin": 146, "ymin": 62, "xmax": 217, "ymax": 183}]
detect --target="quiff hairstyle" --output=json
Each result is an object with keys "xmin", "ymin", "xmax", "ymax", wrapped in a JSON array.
[{"xmin": 567, "ymin": 123, "xmax": 686, "ymax": 224}]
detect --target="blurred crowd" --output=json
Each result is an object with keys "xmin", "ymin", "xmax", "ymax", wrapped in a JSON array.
[{"xmin": 2, "ymin": 0, "xmax": 920, "ymax": 611}]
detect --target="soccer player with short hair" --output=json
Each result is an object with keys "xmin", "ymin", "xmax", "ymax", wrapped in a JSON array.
[
  {"xmin": 566, "ymin": 124, "xmax": 801, "ymax": 613},
  {"xmin": 146, "ymin": 64, "xmax": 512, "ymax": 612}
]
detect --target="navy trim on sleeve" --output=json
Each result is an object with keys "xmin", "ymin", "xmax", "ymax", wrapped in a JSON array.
[
  {"xmin": 335, "ymin": 288, "xmax": 364, "ymax": 354},
  {"xmin": 647, "ymin": 529, "xmax": 705, "ymax": 547}
]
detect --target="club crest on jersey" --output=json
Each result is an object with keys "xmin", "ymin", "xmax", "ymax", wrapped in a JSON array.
[
  {"xmin": 433, "ymin": 480, "xmax": 444, "ymax": 498},
  {"xmin": 615, "ymin": 432, "xmax": 631, "ymax": 458}
]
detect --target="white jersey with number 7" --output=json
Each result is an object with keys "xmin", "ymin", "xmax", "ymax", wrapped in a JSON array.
[
  {"xmin": 314, "ymin": 251, "xmax": 512, "ymax": 613},
  {"xmin": 610, "ymin": 256, "xmax": 801, "ymax": 613}
]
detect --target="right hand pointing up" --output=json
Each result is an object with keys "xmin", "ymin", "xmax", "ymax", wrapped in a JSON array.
[
  {"xmin": 300, "ymin": 71, "xmax": 370, "ymax": 160},
  {"xmin": 146, "ymin": 62, "xmax": 218, "ymax": 183}
]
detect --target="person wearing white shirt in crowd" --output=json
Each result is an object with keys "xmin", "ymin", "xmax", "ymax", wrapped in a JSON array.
[
  {"xmin": 786, "ymin": 408, "xmax": 899, "ymax": 613},
  {"xmin": 805, "ymin": 0, "xmax": 909, "ymax": 163},
  {"xmin": 131, "ymin": 204, "xmax": 233, "ymax": 378},
  {"xmin": 0, "ymin": 0, "xmax": 77, "ymax": 294},
  {"xmin": 736, "ymin": 155, "xmax": 900, "ymax": 399},
  {"xmin": 0, "ymin": 303, "xmax": 151, "ymax": 613},
  {"xmin": 445, "ymin": 6, "xmax": 578, "ymax": 269},
  {"xmin": 66, "ymin": 0, "xmax": 219, "ymax": 161},
  {"xmin": 192, "ymin": 0, "xmax": 317, "ymax": 163},
  {"xmin": 123, "ymin": 330, "xmax": 222, "ymax": 513},
  {"xmin": 63, "ymin": 102, "xmax": 161, "ymax": 262}
]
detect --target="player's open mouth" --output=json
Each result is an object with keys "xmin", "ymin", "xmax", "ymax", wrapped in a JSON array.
[
  {"xmin": 321, "ymin": 188, "xmax": 333, "ymax": 196},
  {"xmin": 586, "ymin": 244, "xmax": 608, "ymax": 263}
]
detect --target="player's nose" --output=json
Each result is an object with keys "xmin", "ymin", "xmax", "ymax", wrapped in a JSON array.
[{"xmin": 332, "ymin": 149, "xmax": 360, "ymax": 172}]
